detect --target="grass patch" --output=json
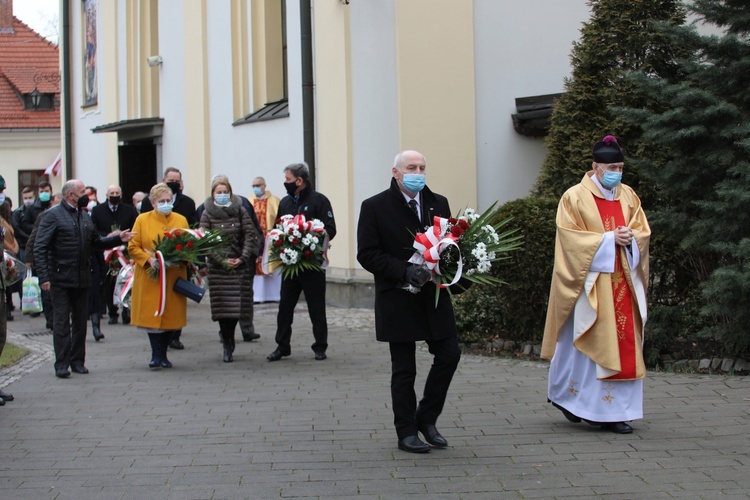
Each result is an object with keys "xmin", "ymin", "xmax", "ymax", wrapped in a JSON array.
[{"xmin": 0, "ymin": 343, "xmax": 29, "ymax": 369}]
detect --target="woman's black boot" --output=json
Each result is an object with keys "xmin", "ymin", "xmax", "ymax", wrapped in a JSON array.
[{"xmin": 90, "ymin": 313, "xmax": 104, "ymax": 341}]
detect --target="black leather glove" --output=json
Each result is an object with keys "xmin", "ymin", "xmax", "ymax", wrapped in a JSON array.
[{"xmin": 404, "ymin": 265, "xmax": 432, "ymax": 288}]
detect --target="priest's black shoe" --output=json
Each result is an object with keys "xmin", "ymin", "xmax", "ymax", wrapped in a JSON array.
[
  {"xmin": 55, "ymin": 369, "xmax": 71, "ymax": 378},
  {"xmin": 601, "ymin": 422, "xmax": 633, "ymax": 434},
  {"xmin": 71, "ymin": 365, "xmax": 89, "ymax": 374},
  {"xmin": 267, "ymin": 349, "xmax": 290, "ymax": 362},
  {"xmin": 551, "ymin": 402, "xmax": 581, "ymax": 423},
  {"xmin": 397, "ymin": 435, "xmax": 430, "ymax": 453},
  {"xmin": 417, "ymin": 423, "xmax": 448, "ymax": 448},
  {"xmin": 0, "ymin": 390, "xmax": 14, "ymax": 402}
]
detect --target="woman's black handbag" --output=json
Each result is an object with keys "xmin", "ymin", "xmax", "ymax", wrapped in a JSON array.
[{"xmin": 173, "ymin": 277, "xmax": 205, "ymax": 303}]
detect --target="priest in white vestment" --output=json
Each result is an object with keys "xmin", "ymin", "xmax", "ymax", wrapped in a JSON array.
[{"xmin": 542, "ymin": 135, "xmax": 650, "ymax": 434}]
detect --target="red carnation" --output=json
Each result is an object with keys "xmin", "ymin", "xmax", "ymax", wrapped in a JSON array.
[
  {"xmin": 274, "ymin": 239, "xmax": 283, "ymax": 246},
  {"xmin": 292, "ymin": 238, "xmax": 299, "ymax": 245},
  {"xmin": 174, "ymin": 230, "xmax": 181, "ymax": 237},
  {"xmin": 458, "ymin": 219, "xmax": 470, "ymax": 230},
  {"xmin": 450, "ymin": 225, "xmax": 464, "ymax": 237},
  {"xmin": 175, "ymin": 244, "xmax": 184, "ymax": 251},
  {"xmin": 186, "ymin": 241, "xmax": 194, "ymax": 249},
  {"xmin": 304, "ymin": 250, "xmax": 313, "ymax": 258},
  {"xmin": 164, "ymin": 232, "xmax": 172, "ymax": 239}
]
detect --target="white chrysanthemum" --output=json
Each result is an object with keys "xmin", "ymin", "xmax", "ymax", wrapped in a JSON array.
[
  {"xmin": 464, "ymin": 208, "xmax": 476, "ymax": 218},
  {"xmin": 312, "ymin": 236, "xmax": 319, "ymax": 244},
  {"xmin": 281, "ymin": 249, "xmax": 299, "ymax": 264},
  {"xmin": 292, "ymin": 229, "xmax": 302, "ymax": 238},
  {"xmin": 287, "ymin": 235, "xmax": 297, "ymax": 243},
  {"xmin": 311, "ymin": 220, "xmax": 325, "ymax": 231},
  {"xmin": 472, "ymin": 247, "xmax": 487, "ymax": 260},
  {"xmin": 477, "ymin": 260, "xmax": 492, "ymax": 273},
  {"xmin": 488, "ymin": 251, "xmax": 496, "ymax": 260},
  {"xmin": 465, "ymin": 269, "xmax": 476, "ymax": 276},
  {"xmin": 310, "ymin": 243, "xmax": 316, "ymax": 250}
]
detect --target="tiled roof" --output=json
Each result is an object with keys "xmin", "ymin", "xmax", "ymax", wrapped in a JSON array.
[{"xmin": 0, "ymin": 17, "xmax": 60, "ymax": 129}]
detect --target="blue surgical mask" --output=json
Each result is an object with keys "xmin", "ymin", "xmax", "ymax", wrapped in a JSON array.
[
  {"xmin": 401, "ymin": 174, "xmax": 426, "ymax": 194},
  {"xmin": 214, "ymin": 193, "xmax": 231, "ymax": 206},
  {"xmin": 253, "ymin": 187, "xmax": 263, "ymax": 197},
  {"xmin": 599, "ymin": 168, "xmax": 622, "ymax": 189},
  {"xmin": 156, "ymin": 202, "xmax": 173, "ymax": 215},
  {"xmin": 39, "ymin": 192, "xmax": 51, "ymax": 203}
]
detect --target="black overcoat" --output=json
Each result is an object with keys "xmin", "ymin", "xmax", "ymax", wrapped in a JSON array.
[{"xmin": 357, "ymin": 178, "xmax": 458, "ymax": 343}]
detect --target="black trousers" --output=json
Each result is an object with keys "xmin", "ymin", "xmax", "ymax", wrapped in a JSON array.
[
  {"xmin": 388, "ymin": 336, "xmax": 461, "ymax": 439},
  {"xmin": 50, "ymin": 286, "xmax": 89, "ymax": 371},
  {"xmin": 103, "ymin": 273, "xmax": 118, "ymax": 317},
  {"xmin": 274, "ymin": 269, "xmax": 328, "ymax": 354}
]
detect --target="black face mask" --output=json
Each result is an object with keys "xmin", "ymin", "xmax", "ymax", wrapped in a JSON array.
[
  {"xmin": 109, "ymin": 196, "xmax": 121, "ymax": 205},
  {"xmin": 284, "ymin": 181, "xmax": 299, "ymax": 197},
  {"xmin": 77, "ymin": 194, "xmax": 90, "ymax": 209},
  {"xmin": 166, "ymin": 181, "xmax": 181, "ymax": 195}
]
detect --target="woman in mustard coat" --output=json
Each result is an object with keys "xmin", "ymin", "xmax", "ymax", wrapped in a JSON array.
[{"xmin": 128, "ymin": 183, "xmax": 189, "ymax": 368}]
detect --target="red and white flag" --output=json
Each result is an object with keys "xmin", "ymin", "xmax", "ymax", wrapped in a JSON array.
[{"xmin": 44, "ymin": 152, "xmax": 62, "ymax": 176}]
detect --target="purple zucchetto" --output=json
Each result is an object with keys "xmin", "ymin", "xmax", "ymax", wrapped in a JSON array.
[{"xmin": 592, "ymin": 135, "xmax": 624, "ymax": 164}]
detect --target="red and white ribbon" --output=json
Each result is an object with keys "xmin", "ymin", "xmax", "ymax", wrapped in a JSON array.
[
  {"xmin": 104, "ymin": 245, "xmax": 129, "ymax": 268},
  {"xmin": 117, "ymin": 264, "xmax": 134, "ymax": 305},
  {"xmin": 409, "ymin": 216, "xmax": 463, "ymax": 288},
  {"xmin": 154, "ymin": 251, "xmax": 167, "ymax": 316}
]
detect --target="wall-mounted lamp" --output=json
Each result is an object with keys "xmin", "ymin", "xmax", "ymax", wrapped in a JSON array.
[
  {"xmin": 340, "ymin": 0, "xmax": 349, "ymax": 4},
  {"xmin": 146, "ymin": 55, "xmax": 163, "ymax": 67},
  {"xmin": 30, "ymin": 87, "xmax": 41, "ymax": 108}
]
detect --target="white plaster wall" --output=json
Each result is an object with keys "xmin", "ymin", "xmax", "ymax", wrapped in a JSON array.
[
  {"xmin": 68, "ymin": 0, "xmax": 107, "ymax": 190},
  {"xmin": 157, "ymin": 0, "xmax": 189, "ymax": 190},
  {"xmin": 348, "ymin": 0, "xmax": 399, "ymax": 227},
  {"xmin": 474, "ymin": 0, "xmax": 591, "ymax": 208},
  {"xmin": 202, "ymin": 0, "xmax": 306, "ymax": 202},
  {"xmin": 0, "ymin": 132, "xmax": 62, "ymax": 201}
]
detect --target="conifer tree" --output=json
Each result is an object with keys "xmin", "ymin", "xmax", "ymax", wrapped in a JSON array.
[
  {"xmin": 535, "ymin": 0, "xmax": 686, "ymax": 202},
  {"xmin": 621, "ymin": 0, "xmax": 750, "ymax": 355}
]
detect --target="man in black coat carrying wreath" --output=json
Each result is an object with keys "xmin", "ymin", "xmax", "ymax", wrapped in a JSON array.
[{"xmin": 356, "ymin": 150, "xmax": 461, "ymax": 454}]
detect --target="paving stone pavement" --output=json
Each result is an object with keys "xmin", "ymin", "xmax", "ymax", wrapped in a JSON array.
[{"xmin": 1, "ymin": 298, "xmax": 749, "ymax": 499}]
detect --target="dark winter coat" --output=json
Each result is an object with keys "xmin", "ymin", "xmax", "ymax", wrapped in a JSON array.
[
  {"xmin": 34, "ymin": 202, "xmax": 123, "ymax": 288},
  {"xmin": 356, "ymin": 178, "xmax": 459, "ymax": 343},
  {"xmin": 200, "ymin": 196, "xmax": 259, "ymax": 321},
  {"xmin": 90, "ymin": 201, "xmax": 139, "ymax": 236},
  {"xmin": 278, "ymin": 185, "xmax": 336, "ymax": 241}
]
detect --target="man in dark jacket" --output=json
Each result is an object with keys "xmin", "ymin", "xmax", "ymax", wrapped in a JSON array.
[
  {"xmin": 266, "ymin": 162, "xmax": 336, "ymax": 362},
  {"xmin": 356, "ymin": 150, "xmax": 461, "ymax": 454},
  {"xmin": 20, "ymin": 181, "xmax": 55, "ymax": 324},
  {"xmin": 139, "ymin": 167, "xmax": 197, "ymax": 349},
  {"xmin": 34, "ymin": 180, "xmax": 135, "ymax": 378},
  {"xmin": 90, "ymin": 184, "xmax": 138, "ymax": 325}
]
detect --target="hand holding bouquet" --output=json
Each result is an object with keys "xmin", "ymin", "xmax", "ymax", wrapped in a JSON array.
[
  {"xmin": 407, "ymin": 203, "xmax": 522, "ymax": 304},
  {"xmin": 3, "ymin": 251, "xmax": 27, "ymax": 286},
  {"xmin": 263, "ymin": 214, "xmax": 329, "ymax": 279}
]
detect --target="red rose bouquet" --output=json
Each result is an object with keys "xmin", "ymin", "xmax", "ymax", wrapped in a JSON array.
[
  {"xmin": 148, "ymin": 227, "xmax": 228, "ymax": 280},
  {"xmin": 3, "ymin": 251, "xmax": 27, "ymax": 286},
  {"xmin": 262, "ymin": 214, "xmax": 329, "ymax": 279},
  {"xmin": 407, "ymin": 203, "xmax": 522, "ymax": 304}
]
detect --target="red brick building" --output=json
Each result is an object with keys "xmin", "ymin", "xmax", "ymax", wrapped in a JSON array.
[{"xmin": 0, "ymin": 0, "xmax": 61, "ymax": 205}]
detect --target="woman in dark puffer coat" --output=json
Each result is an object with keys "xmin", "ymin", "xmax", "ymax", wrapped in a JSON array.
[{"xmin": 200, "ymin": 177, "xmax": 259, "ymax": 362}]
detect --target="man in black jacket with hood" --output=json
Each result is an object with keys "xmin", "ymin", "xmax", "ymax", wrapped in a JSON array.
[
  {"xmin": 267, "ymin": 162, "xmax": 336, "ymax": 362},
  {"xmin": 35, "ymin": 180, "xmax": 135, "ymax": 378}
]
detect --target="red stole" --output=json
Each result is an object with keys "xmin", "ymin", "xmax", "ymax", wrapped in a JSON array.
[{"xmin": 594, "ymin": 197, "xmax": 637, "ymax": 380}]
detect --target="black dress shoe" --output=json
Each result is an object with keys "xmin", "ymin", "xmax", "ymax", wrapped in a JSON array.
[
  {"xmin": 267, "ymin": 349, "xmax": 290, "ymax": 362},
  {"xmin": 551, "ymin": 402, "xmax": 581, "ymax": 423},
  {"xmin": 417, "ymin": 423, "xmax": 448, "ymax": 448},
  {"xmin": 159, "ymin": 359, "xmax": 173, "ymax": 368},
  {"xmin": 0, "ymin": 390, "xmax": 14, "ymax": 402},
  {"xmin": 169, "ymin": 339, "xmax": 184, "ymax": 350},
  {"xmin": 55, "ymin": 369, "xmax": 71, "ymax": 378},
  {"xmin": 149, "ymin": 359, "xmax": 160, "ymax": 369},
  {"xmin": 243, "ymin": 332, "xmax": 261, "ymax": 341},
  {"xmin": 71, "ymin": 365, "xmax": 89, "ymax": 374},
  {"xmin": 122, "ymin": 309, "xmax": 130, "ymax": 325},
  {"xmin": 601, "ymin": 422, "xmax": 633, "ymax": 434},
  {"xmin": 314, "ymin": 352, "xmax": 327, "ymax": 361},
  {"xmin": 108, "ymin": 316, "xmax": 118, "ymax": 325},
  {"xmin": 397, "ymin": 435, "xmax": 430, "ymax": 453}
]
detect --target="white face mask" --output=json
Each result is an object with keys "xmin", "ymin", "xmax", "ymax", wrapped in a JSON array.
[
  {"xmin": 23, "ymin": 198, "xmax": 34, "ymax": 207},
  {"xmin": 136, "ymin": 201, "xmax": 142, "ymax": 212},
  {"xmin": 87, "ymin": 200, "xmax": 97, "ymax": 211},
  {"xmin": 0, "ymin": 193, "xmax": 5, "ymax": 205}
]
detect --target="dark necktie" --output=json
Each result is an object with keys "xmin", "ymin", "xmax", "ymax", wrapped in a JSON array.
[{"xmin": 408, "ymin": 199, "xmax": 419, "ymax": 222}]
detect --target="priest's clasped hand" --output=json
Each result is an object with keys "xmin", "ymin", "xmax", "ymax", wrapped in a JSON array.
[{"xmin": 614, "ymin": 226, "xmax": 633, "ymax": 247}]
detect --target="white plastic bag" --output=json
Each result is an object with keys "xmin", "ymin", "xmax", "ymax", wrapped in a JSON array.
[{"xmin": 21, "ymin": 275, "xmax": 43, "ymax": 314}]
